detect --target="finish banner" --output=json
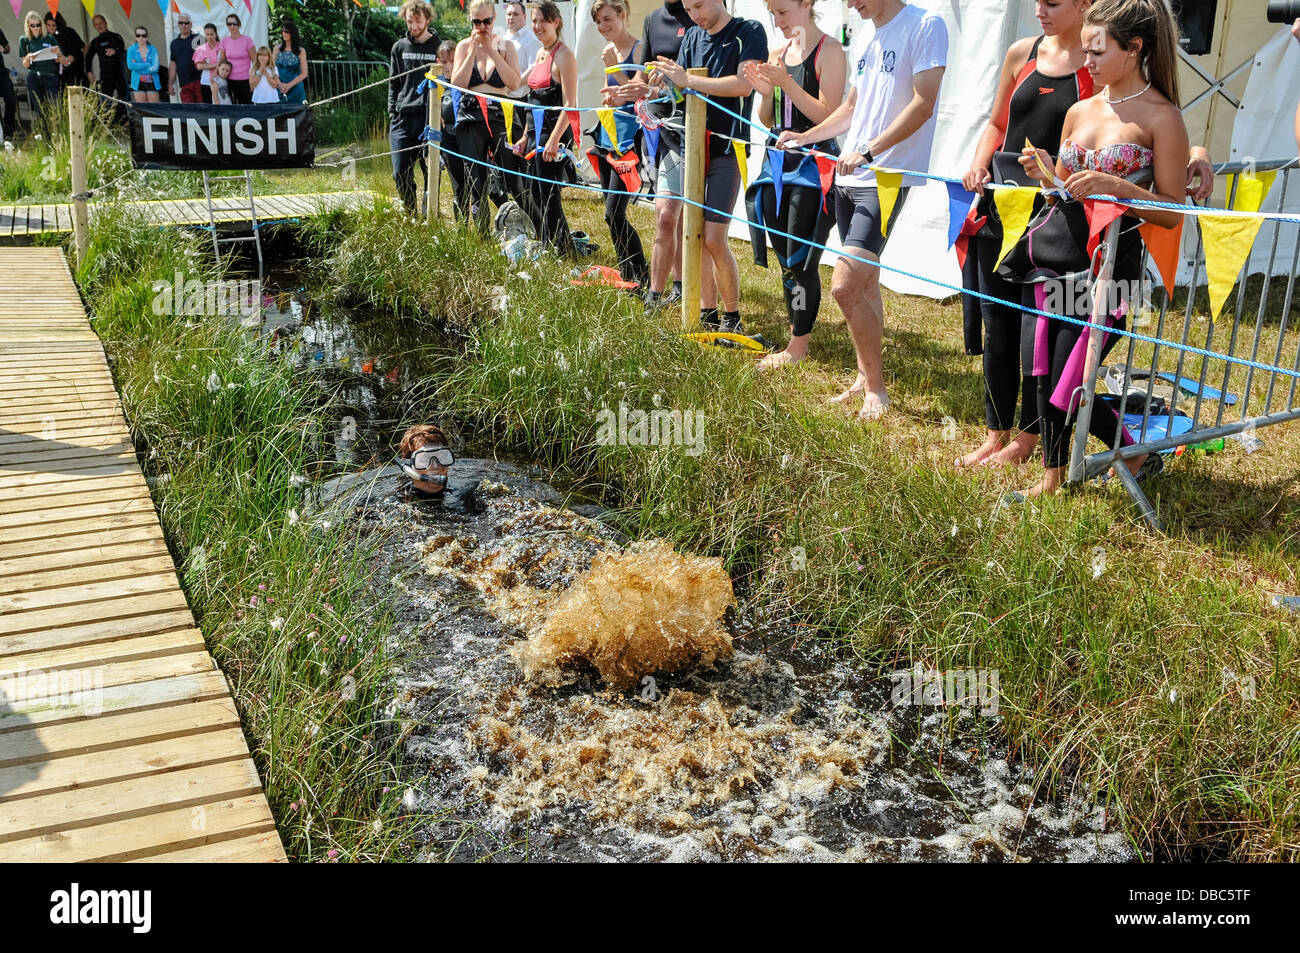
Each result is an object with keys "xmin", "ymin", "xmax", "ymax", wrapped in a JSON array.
[{"xmin": 128, "ymin": 103, "xmax": 314, "ymax": 171}]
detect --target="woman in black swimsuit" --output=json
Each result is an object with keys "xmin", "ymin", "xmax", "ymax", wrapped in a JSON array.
[
  {"xmin": 450, "ymin": 0, "xmax": 522, "ymax": 233},
  {"xmin": 743, "ymin": 0, "xmax": 846, "ymax": 369},
  {"xmin": 512, "ymin": 0, "xmax": 578, "ymax": 255}
]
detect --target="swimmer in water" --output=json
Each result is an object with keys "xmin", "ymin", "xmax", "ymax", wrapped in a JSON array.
[{"xmin": 398, "ymin": 423, "xmax": 454, "ymax": 496}]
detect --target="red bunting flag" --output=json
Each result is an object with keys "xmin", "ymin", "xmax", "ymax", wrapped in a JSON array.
[
  {"xmin": 477, "ymin": 95, "xmax": 491, "ymax": 133},
  {"xmin": 814, "ymin": 155, "xmax": 836, "ymax": 213},
  {"xmin": 566, "ymin": 109, "xmax": 582, "ymax": 151},
  {"xmin": 1139, "ymin": 219, "xmax": 1185, "ymax": 292},
  {"xmin": 119, "ymin": 0, "xmax": 131, "ymax": 17},
  {"xmin": 1084, "ymin": 199, "xmax": 1127, "ymax": 259}
]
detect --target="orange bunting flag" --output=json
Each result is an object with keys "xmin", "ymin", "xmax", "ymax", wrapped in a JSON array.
[
  {"xmin": 992, "ymin": 186, "xmax": 1037, "ymax": 270},
  {"xmin": 1200, "ymin": 214, "xmax": 1263, "ymax": 320},
  {"xmin": 170, "ymin": 0, "xmax": 179, "ymax": 11},
  {"xmin": 734, "ymin": 140, "xmax": 748, "ymax": 192},
  {"xmin": 1084, "ymin": 199, "xmax": 1126, "ymax": 258},
  {"xmin": 1138, "ymin": 219, "xmax": 1184, "ymax": 292},
  {"xmin": 875, "ymin": 170, "xmax": 902, "ymax": 237},
  {"xmin": 46, "ymin": 0, "xmax": 59, "ymax": 18},
  {"xmin": 1228, "ymin": 170, "xmax": 1277, "ymax": 213}
]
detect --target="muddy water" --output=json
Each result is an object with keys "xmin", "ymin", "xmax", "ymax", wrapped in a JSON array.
[{"xmin": 259, "ymin": 273, "xmax": 1133, "ymax": 863}]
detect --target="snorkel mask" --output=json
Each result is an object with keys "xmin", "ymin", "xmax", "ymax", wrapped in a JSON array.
[
  {"xmin": 399, "ymin": 446, "xmax": 454, "ymax": 491},
  {"xmin": 635, "ymin": 66, "xmax": 680, "ymax": 130}
]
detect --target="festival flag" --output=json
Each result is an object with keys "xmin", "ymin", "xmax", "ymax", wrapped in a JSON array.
[
  {"xmin": 875, "ymin": 170, "xmax": 902, "ymax": 237},
  {"xmin": 1201, "ymin": 213, "xmax": 1263, "ymax": 319},
  {"xmin": 46, "ymin": 0, "xmax": 59, "ymax": 18},
  {"xmin": 477, "ymin": 95, "xmax": 491, "ymax": 133},
  {"xmin": 767, "ymin": 148, "xmax": 783, "ymax": 214},
  {"xmin": 992, "ymin": 186, "xmax": 1037, "ymax": 270},
  {"xmin": 154, "ymin": 0, "xmax": 165, "ymax": 12},
  {"xmin": 814, "ymin": 154, "xmax": 835, "ymax": 212},
  {"xmin": 596, "ymin": 108, "xmax": 618, "ymax": 151},
  {"xmin": 1138, "ymin": 219, "xmax": 1184, "ymax": 291},
  {"xmin": 531, "ymin": 107, "xmax": 544, "ymax": 149},
  {"xmin": 566, "ymin": 109, "xmax": 582, "ymax": 151},
  {"xmin": 1084, "ymin": 199, "xmax": 1126, "ymax": 258},
  {"xmin": 80, "ymin": 0, "xmax": 95, "ymax": 18},
  {"xmin": 12, "ymin": 0, "xmax": 24, "ymax": 17},
  {"xmin": 170, "ymin": 0, "xmax": 180, "ymax": 11},
  {"xmin": 642, "ymin": 124, "xmax": 659, "ymax": 167},
  {"xmin": 944, "ymin": 181, "xmax": 975, "ymax": 250},
  {"xmin": 733, "ymin": 140, "xmax": 747, "ymax": 192},
  {"xmin": 500, "ymin": 99, "xmax": 514, "ymax": 137},
  {"xmin": 1228, "ymin": 170, "xmax": 1277, "ymax": 213},
  {"xmin": 119, "ymin": 0, "xmax": 131, "ymax": 18}
]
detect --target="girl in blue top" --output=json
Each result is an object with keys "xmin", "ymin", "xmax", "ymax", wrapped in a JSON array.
[{"xmin": 126, "ymin": 26, "xmax": 160, "ymax": 102}]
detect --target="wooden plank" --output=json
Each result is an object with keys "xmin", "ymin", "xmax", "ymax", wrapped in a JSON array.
[
  {"xmin": 0, "ymin": 554, "xmax": 179, "ymax": 597},
  {"xmin": 0, "ymin": 608, "xmax": 197, "ymax": 659},
  {"xmin": 0, "ymin": 670, "xmax": 230, "ymax": 732},
  {"xmin": 0, "ymin": 696, "xmax": 236, "ymax": 767},
  {"xmin": 0, "ymin": 651, "xmax": 213, "ymax": 704},
  {"xmin": 0, "ymin": 588, "xmax": 191, "ymax": 640},
  {"xmin": 0, "ymin": 758, "xmax": 266, "ymax": 844},
  {"xmin": 0, "ymin": 628, "xmax": 206, "ymax": 678},
  {"xmin": 0, "ymin": 496, "xmax": 155, "ymax": 535},
  {"xmin": 0, "ymin": 569, "xmax": 182, "ymax": 619},
  {"xmin": 0, "ymin": 514, "xmax": 161, "ymax": 555},
  {"xmin": 0, "ymin": 483, "xmax": 149, "ymax": 516},
  {"xmin": 2, "ymin": 796, "xmax": 278, "ymax": 863},
  {"xmin": 0, "ymin": 470, "xmax": 148, "ymax": 502},
  {"xmin": 0, "ymin": 727, "xmax": 252, "ymax": 801}
]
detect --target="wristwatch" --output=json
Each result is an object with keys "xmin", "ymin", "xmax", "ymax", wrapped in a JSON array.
[{"xmin": 859, "ymin": 143, "xmax": 875, "ymax": 164}]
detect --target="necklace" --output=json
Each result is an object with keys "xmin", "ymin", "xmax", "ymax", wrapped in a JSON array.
[{"xmin": 1105, "ymin": 82, "xmax": 1150, "ymax": 105}]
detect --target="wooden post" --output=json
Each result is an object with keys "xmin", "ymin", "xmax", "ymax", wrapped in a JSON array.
[
  {"xmin": 425, "ymin": 77, "xmax": 441, "ymax": 222},
  {"xmin": 69, "ymin": 86, "xmax": 89, "ymax": 269},
  {"xmin": 681, "ymin": 68, "xmax": 707, "ymax": 330}
]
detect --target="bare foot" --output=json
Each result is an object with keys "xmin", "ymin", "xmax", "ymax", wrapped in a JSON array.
[
  {"xmin": 986, "ymin": 433, "xmax": 1039, "ymax": 467},
  {"xmin": 857, "ymin": 391, "xmax": 890, "ymax": 421},
  {"xmin": 956, "ymin": 435, "xmax": 1005, "ymax": 468},
  {"xmin": 757, "ymin": 349, "xmax": 804, "ymax": 371},
  {"xmin": 829, "ymin": 375, "xmax": 867, "ymax": 405}
]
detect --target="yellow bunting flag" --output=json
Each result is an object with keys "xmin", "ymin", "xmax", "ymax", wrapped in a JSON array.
[
  {"xmin": 597, "ymin": 108, "xmax": 618, "ymax": 151},
  {"xmin": 734, "ymin": 140, "xmax": 748, "ymax": 191},
  {"xmin": 1227, "ymin": 171, "xmax": 1277, "ymax": 213},
  {"xmin": 501, "ymin": 99, "xmax": 514, "ymax": 135},
  {"xmin": 875, "ymin": 170, "xmax": 902, "ymax": 237},
  {"xmin": 81, "ymin": 0, "xmax": 94, "ymax": 17},
  {"xmin": 992, "ymin": 186, "xmax": 1038, "ymax": 270},
  {"xmin": 1201, "ymin": 214, "xmax": 1264, "ymax": 320}
]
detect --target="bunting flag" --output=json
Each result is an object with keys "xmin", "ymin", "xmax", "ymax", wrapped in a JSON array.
[
  {"xmin": 734, "ymin": 140, "xmax": 748, "ymax": 192},
  {"xmin": 992, "ymin": 186, "xmax": 1037, "ymax": 270},
  {"xmin": 47, "ymin": 0, "xmax": 59, "ymax": 17},
  {"xmin": 11, "ymin": 0, "xmax": 23, "ymax": 17},
  {"xmin": 1228, "ymin": 170, "xmax": 1277, "ymax": 213},
  {"xmin": 596, "ymin": 108, "xmax": 618, "ymax": 151},
  {"xmin": 814, "ymin": 154, "xmax": 836, "ymax": 212},
  {"xmin": 642, "ymin": 124, "xmax": 659, "ymax": 166},
  {"xmin": 81, "ymin": 0, "xmax": 95, "ymax": 18},
  {"xmin": 170, "ymin": 0, "xmax": 180, "ymax": 11},
  {"xmin": 566, "ymin": 109, "xmax": 582, "ymax": 151},
  {"xmin": 245, "ymin": 0, "xmax": 253, "ymax": 11},
  {"xmin": 154, "ymin": 0, "xmax": 165, "ymax": 12},
  {"xmin": 500, "ymin": 99, "xmax": 514, "ymax": 137},
  {"xmin": 1139, "ymin": 219, "xmax": 1184, "ymax": 291},
  {"xmin": 531, "ymin": 107, "xmax": 544, "ymax": 149},
  {"xmin": 944, "ymin": 181, "xmax": 975, "ymax": 250},
  {"xmin": 119, "ymin": 0, "xmax": 131, "ymax": 19},
  {"xmin": 767, "ymin": 148, "xmax": 783, "ymax": 214},
  {"xmin": 1084, "ymin": 199, "xmax": 1126, "ymax": 258},
  {"xmin": 1201, "ymin": 214, "xmax": 1264, "ymax": 320},
  {"xmin": 477, "ymin": 95, "xmax": 491, "ymax": 133},
  {"xmin": 875, "ymin": 170, "xmax": 902, "ymax": 237}
]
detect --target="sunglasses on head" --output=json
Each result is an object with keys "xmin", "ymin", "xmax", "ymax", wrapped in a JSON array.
[{"xmin": 471, "ymin": 17, "xmax": 494, "ymax": 25}]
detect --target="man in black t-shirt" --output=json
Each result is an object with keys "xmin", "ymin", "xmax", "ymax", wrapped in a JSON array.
[
  {"xmin": 649, "ymin": 0, "xmax": 766, "ymax": 334},
  {"xmin": 0, "ymin": 29, "xmax": 16, "ymax": 140},
  {"xmin": 168, "ymin": 15, "xmax": 203, "ymax": 103}
]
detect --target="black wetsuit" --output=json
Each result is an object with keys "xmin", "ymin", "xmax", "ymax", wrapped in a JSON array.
[
  {"xmin": 522, "ymin": 47, "xmax": 574, "ymax": 255},
  {"xmin": 744, "ymin": 36, "xmax": 837, "ymax": 338},
  {"xmin": 961, "ymin": 36, "xmax": 1091, "ymax": 435}
]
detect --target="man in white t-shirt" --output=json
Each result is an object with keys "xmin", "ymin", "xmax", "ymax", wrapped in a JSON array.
[
  {"xmin": 499, "ymin": 1, "xmax": 540, "ymax": 71},
  {"xmin": 778, "ymin": 0, "xmax": 946, "ymax": 421}
]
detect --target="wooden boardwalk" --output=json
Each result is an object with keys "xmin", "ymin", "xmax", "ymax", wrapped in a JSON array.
[
  {"xmin": 0, "ymin": 189, "xmax": 375, "ymax": 240},
  {"xmin": 0, "ymin": 247, "xmax": 285, "ymax": 862}
]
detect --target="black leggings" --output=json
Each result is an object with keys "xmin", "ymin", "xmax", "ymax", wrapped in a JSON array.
[
  {"xmin": 597, "ymin": 155, "xmax": 647, "ymax": 285},
  {"xmin": 227, "ymin": 78, "xmax": 251, "ymax": 105},
  {"xmin": 962, "ymin": 234, "xmax": 1039, "ymax": 434},
  {"xmin": 455, "ymin": 119, "xmax": 502, "ymax": 234},
  {"xmin": 1038, "ymin": 311, "xmax": 1128, "ymax": 469},
  {"xmin": 525, "ymin": 152, "xmax": 574, "ymax": 255},
  {"xmin": 756, "ymin": 182, "xmax": 833, "ymax": 338}
]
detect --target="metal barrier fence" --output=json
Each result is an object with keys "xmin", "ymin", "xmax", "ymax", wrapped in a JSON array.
[
  {"xmin": 305, "ymin": 60, "xmax": 389, "ymax": 106},
  {"xmin": 1070, "ymin": 159, "xmax": 1300, "ymax": 530}
]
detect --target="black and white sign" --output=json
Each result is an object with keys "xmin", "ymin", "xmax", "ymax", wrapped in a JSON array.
[{"xmin": 128, "ymin": 103, "xmax": 314, "ymax": 171}]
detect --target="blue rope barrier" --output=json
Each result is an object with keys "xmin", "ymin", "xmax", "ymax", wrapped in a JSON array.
[{"xmin": 421, "ymin": 135, "xmax": 1300, "ymax": 382}]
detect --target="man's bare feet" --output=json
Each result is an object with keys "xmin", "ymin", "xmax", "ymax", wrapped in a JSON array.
[
  {"xmin": 956, "ymin": 433, "xmax": 1006, "ymax": 468},
  {"xmin": 829, "ymin": 375, "xmax": 867, "ymax": 405},
  {"xmin": 857, "ymin": 391, "xmax": 890, "ymax": 421},
  {"xmin": 757, "ymin": 349, "xmax": 804, "ymax": 371}
]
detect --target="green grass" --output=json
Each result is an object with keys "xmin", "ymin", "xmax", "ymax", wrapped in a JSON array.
[
  {"xmin": 305, "ymin": 184, "xmax": 1300, "ymax": 861},
  {"xmin": 74, "ymin": 206, "xmax": 453, "ymax": 862}
]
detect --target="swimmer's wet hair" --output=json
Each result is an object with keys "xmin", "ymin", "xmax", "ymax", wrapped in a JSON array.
[{"xmin": 400, "ymin": 423, "xmax": 449, "ymax": 457}]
